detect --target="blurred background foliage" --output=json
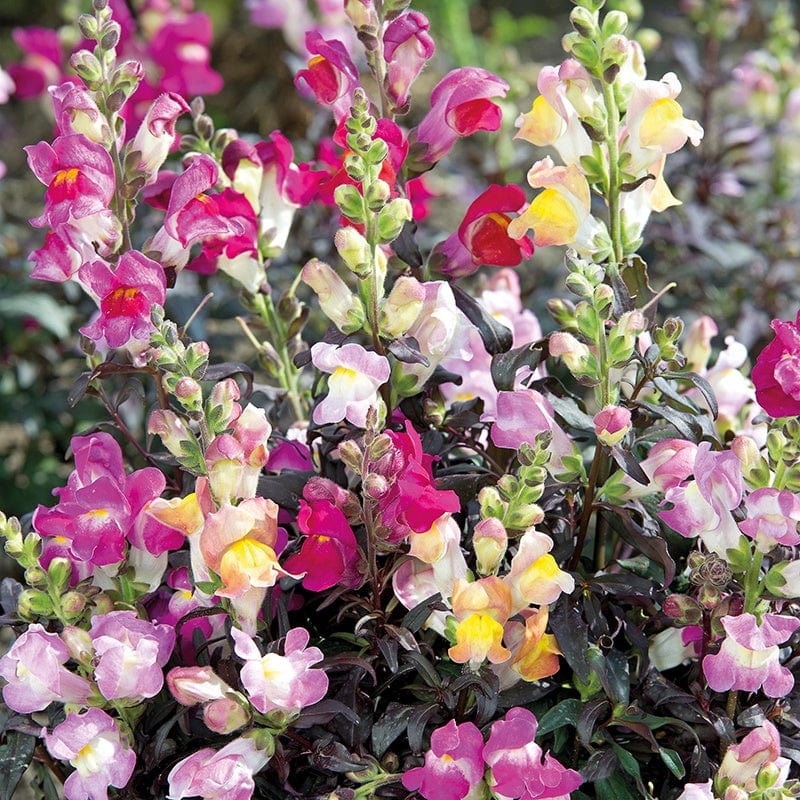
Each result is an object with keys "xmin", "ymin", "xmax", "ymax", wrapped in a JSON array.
[{"xmin": 1, "ymin": 0, "xmax": 799, "ymax": 518}]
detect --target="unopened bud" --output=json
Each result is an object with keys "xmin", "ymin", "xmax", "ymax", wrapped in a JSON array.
[
  {"xmin": 478, "ymin": 486, "xmax": 505, "ymax": 520},
  {"xmin": 18, "ymin": 589, "xmax": 53, "ymax": 620},
  {"xmin": 334, "ymin": 185, "xmax": 367, "ymax": 224},
  {"xmin": 473, "ymin": 518, "xmax": 507, "ymax": 576},
  {"xmin": 78, "ymin": 14, "xmax": 99, "ymax": 39},
  {"xmin": 334, "ymin": 228, "xmax": 372, "ymax": 275},
  {"xmin": 70, "ymin": 51, "xmax": 103, "ymax": 87},
  {"xmin": 363, "ymin": 473, "xmax": 389, "ymax": 499},
  {"xmin": 99, "ymin": 20, "xmax": 121, "ymax": 51},
  {"xmin": 61, "ymin": 592, "xmax": 87, "ymax": 620},
  {"xmin": 337, "ymin": 440, "xmax": 364, "ymax": 474},
  {"xmin": 175, "ymin": 377, "xmax": 203, "ymax": 412},
  {"xmin": 662, "ymin": 594, "xmax": 703, "ymax": 625},
  {"xmin": 570, "ymin": 6, "xmax": 598, "ymax": 37},
  {"xmin": 61, "ymin": 626, "xmax": 94, "ymax": 663},
  {"xmin": 376, "ymin": 198, "xmax": 412, "ymax": 243},
  {"xmin": 602, "ymin": 10, "xmax": 629, "ymax": 37},
  {"xmin": 47, "ymin": 557, "xmax": 73, "ymax": 595},
  {"xmin": 204, "ymin": 697, "xmax": 250, "ymax": 734},
  {"xmin": 379, "ymin": 276, "xmax": 424, "ymax": 338},
  {"xmin": 24, "ymin": 565, "xmax": 47, "ymax": 587},
  {"xmin": 365, "ymin": 179, "xmax": 391, "ymax": 211},
  {"xmin": 594, "ymin": 405, "xmax": 632, "ymax": 446},
  {"xmin": 302, "ymin": 258, "xmax": 365, "ymax": 333}
]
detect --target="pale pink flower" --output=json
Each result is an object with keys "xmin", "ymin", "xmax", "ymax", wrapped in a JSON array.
[
  {"xmin": 89, "ymin": 611, "xmax": 175, "ymax": 701},
  {"xmin": 703, "ymin": 613, "xmax": 800, "ymax": 697},
  {"xmin": 167, "ymin": 735, "xmax": 271, "ymax": 800},
  {"xmin": 0, "ymin": 624, "xmax": 92, "ymax": 713},
  {"xmin": 594, "ymin": 405, "xmax": 632, "ymax": 446},
  {"xmin": 740, "ymin": 487, "xmax": 800, "ymax": 552},
  {"xmin": 311, "ymin": 342, "xmax": 390, "ymax": 427},
  {"xmin": 45, "ymin": 708, "xmax": 136, "ymax": 800},
  {"xmin": 231, "ymin": 626, "xmax": 328, "ymax": 714},
  {"xmin": 717, "ymin": 721, "xmax": 790, "ymax": 794}
]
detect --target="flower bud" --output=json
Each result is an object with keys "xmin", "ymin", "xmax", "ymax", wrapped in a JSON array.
[
  {"xmin": 61, "ymin": 591, "xmax": 87, "ymax": 621},
  {"xmin": 301, "ymin": 259, "xmax": 365, "ymax": 334},
  {"xmin": 334, "ymin": 185, "xmax": 367, "ymax": 224},
  {"xmin": 379, "ymin": 276, "xmax": 424, "ymax": 338},
  {"xmin": 337, "ymin": 440, "xmax": 364, "ymax": 474},
  {"xmin": 365, "ymin": 179, "xmax": 391, "ymax": 212},
  {"xmin": 570, "ymin": 6, "xmax": 599, "ymax": 37},
  {"xmin": 62, "ymin": 626, "xmax": 94, "ymax": 663},
  {"xmin": 92, "ymin": 592, "xmax": 115, "ymax": 615},
  {"xmin": 70, "ymin": 51, "xmax": 103, "ymax": 87},
  {"xmin": 345, "ymin": 0, "xmax": 379, "ymax": 31},
  {"xmin": 602, "ymin": 10, "xmax": 629, "ymax": 37},
  {"xmin": 478, "ymin": 486, "xmax": 505, "ymax": 520},
  {"xmin": 363, "ymin": 473, "xmax": 389, "ymax": 499},
  {"xmin": 594, "ymin": 405, "xmax": 632, "ymax": 446},
  {"xmin": 662, "ymin": 594, "xmax": 703, "ymax": 625},
  {"xmin": 18, "ymin": 589, "xmax": 54, "ymax": 620},
  {"xmin": 78, "ymin": 14, "xmax": 99, "ymax": 39},
  {"xmin": 175, "ymin": 377, "xmax": 203, "ymax": 412},
  {"xmin": 473, "ymin": 518, "xmax": 507, "ymax": 576},
  {"xmin": 204, "ymin": 697, "xmax": 250, "ymax": 734},
  {"xmin": 377, "ymin": 198, "xmax": 412, "ymax": 243},
  {"xmin": 24, "ymin": 565, "xmax": 47, "ymax": 587},
  {"xmin": 334, "ymin": 228, "xmax": 372, "ymax": 276},
  {"xmin": 549, "ymin": 331, "xmax": 595, "ymax": 377},
  {"xmin": 764, "ymin": 560, "xmax": 800, "ymax": 598},
  {"xmin": 148, "ymin": 409, "xmax": 196, "ymax": 458}
]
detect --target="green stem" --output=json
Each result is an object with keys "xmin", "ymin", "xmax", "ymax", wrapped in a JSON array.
[
  {"xmin": 602, "ymin": 80, "xmax": 624, "ymax": 269},
  {"xmin": 772, "ymin": 458, "xmax": 787, "ymax": 490},
  {"xmin": 254, "ymin": 293, "xmax": 307, "ymax": 421},
  {"xmin": 743, "ymin": 548, "xmax": 764, "ymax": 614},
  {"xmin": 570, "ymin": 441, "xmax": 604, "ymax": 570}
]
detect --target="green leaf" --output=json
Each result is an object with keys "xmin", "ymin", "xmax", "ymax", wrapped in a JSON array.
[
  {"xmin": 0, "ymin": 293, "xmax": 75, "ymax": 339},
  {"xmin": 0, "ymin": 731, "xmax": 36, "ymax": 800},
  {"xmin": 537, "ymin": 698, "xmax": 582, "ymax": 736},
  {"xmin": 659, "ymin": 746, "xmax": 686, "ymax": 779}
]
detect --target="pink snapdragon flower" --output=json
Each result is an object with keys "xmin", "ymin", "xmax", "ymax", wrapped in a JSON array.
[
  {"xmin": 78, "ymin": 251, "xmax": 166, "ymax": 352},
  {"xmin": 33, "ymin": 432, "xmax": 165, "ymax": 570},
  {"xmin": 89, "ymin": 611, "xmax": 175, "ymax": 701},
  {"xmin": 6, "ymin": 27, "xmax": 64, "ymax": 99},
  {"xmin": 414, "ymin": 67, "xmax": 509, "ymax": 163},
  {"xmin": 295, "ymin": 32, "xmax": 359, "ymax": 123},
  {"xmin": 311, "ymin": 342, "xmax": 390, "ymax": 427},
  {"xmin": 45, "ymin": 708, "xmax": 136, "ymax": 800},
  {"xmin": 659, "ymin": 442, "xmax": 745, "ymax": 557},
  {"xmin": 129, "ymin": 92, "xmax": 191, "ymax": 184},
  {"xmin": 0, "ymin": 624, "xmax": 92, "ymax": 713},
  {"xmin": 436, "ymin": 185, "xmax": 534, "ymax": 278},
  {"xmin": 490, "ymin": 390, "xmax": 575, "ymax": 473},
  {"xmin": 283, "ymin": 497, "xmax": 362, "ymax": 591},
  {"xmin": 167, "ymin": 734, "xmax": 272, "ymax": 800},
  {"xmin": 619, "ymin": 438, "xmax": 698, "ymax": 499},
  {"xmin": 372, "ymin": 421, "xmax": 461, "ymax": 543},
  {"xmin": 147, "ymin": 154, "xmax": 244, "ymax": 268},
  {"xmin": 739, "ymin": 487, "xmax": 800, "ymax": 552},
  {"xmin": 703, "ymin": 613, "xmax": 800, "ymax": 697},
  {"xmin": 402, "ymin": 719, "xmax": 486, "ymax": 800},
  {"xmin": 25, "ymin": 134, "xmax": 118, "ymax": 236},
  {"xmin": 751, "ymin": 309, "xmax": 800, "ymax": 417},
  {"xmin": 716, "ymin": 720, "xmax": 791, "ymax": 794},
  {"xmin": 383, "ymin": 11, "xmax": 435, "ymax": 110},
  {"xmin": 231, "ymin": 626, "xmax": 328, "ymax": 715},
  {"xmin": 50, "ymin": 81, "xmax": 111, "ymax": 144},
  {"xmin": 484, "ymin": 707, "xmax": 582, "ymax": 800}
]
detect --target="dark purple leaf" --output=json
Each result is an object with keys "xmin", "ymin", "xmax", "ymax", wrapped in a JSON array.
[{"xmin": 452, "ymin": 283, "xmax": 512, "ymax": 355}]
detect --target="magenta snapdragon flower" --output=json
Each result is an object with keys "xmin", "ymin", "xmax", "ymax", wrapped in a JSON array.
[
  {"xmin": 437, "ymin": 184, "xmax": 534, "ymax": 278},
  {"xmin": 231, "ymin": 626, "xmax": 328, "ymax": 715},
  {"xmin": 45, "ymin": 708, "xmax": 136, "ymax": 800},
  {"xmin": 383, "ymin": 11, "xmax": 435, "ymax": 110},
  {"xmin": 283, "ymin": 498, "xmax": 362, "ymax": 591},
  {"xmin": 750, "ymin": 309, "xmax": 800, "ymax": 418},
  {"xmin": 402, "ymin": 719, "xmax": 486, "ymax": 800},
  {"xmin": 0, "ymin": 624, "xmax": 92, "ymax": 713},
  {"xmin": 78, "ymin": 250, "xmax": 166, "ymax": 351},
  {"xmin": 414, "ymin": 67, "xmax": 509, "ymax": 163},
  {"xmin": 484, "ymin": 707, "xmax": 582, "ymax": 800},
  {"xmin": 703, "ymin": 613, "xmax": 800, "ymax": 697},
  {"xmin": 88, "ymin": 611, "xmax": 175, "ymax": 701},
  {"xmin": 294, "ymin": 31, "xmax": 359, "ymax": 123},
  {"xmin": 372, "ymin": 421, "xmax": 461, "ymax": 543}
]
